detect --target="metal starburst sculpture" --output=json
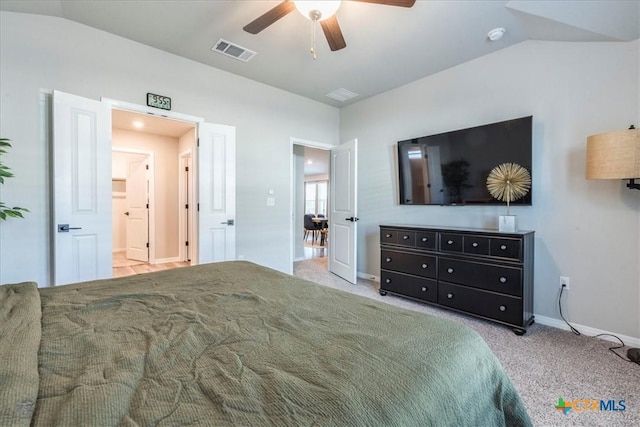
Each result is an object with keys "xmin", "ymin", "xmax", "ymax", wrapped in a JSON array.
[{"xmin": 486, "ymin": 163, "xmax": 531, "ymax": 215}]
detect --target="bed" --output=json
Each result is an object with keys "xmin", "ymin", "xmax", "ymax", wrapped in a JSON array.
[{"xmin": 1, "ymin": 261, "xmax": 532, "ymax": 426}]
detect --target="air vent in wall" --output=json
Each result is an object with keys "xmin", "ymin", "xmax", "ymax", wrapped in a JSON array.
[{"xmin": 211, "ymin": 39, "xmax": 257, "ymax": 62}]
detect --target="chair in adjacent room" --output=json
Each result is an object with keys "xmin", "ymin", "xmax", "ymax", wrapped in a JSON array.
[{"xmin": 304, "ymin": 214, "xmax": 320, "ymax": 242}]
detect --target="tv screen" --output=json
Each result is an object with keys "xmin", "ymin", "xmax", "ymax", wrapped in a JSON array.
[{"xmin": 397, "ymin": 116, "xmax": 532, "ymax": 206}]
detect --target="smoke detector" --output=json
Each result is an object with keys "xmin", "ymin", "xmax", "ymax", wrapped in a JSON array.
[{"xmin": 487, "ymin": 28, "xmax": 506, "ymax": 41}]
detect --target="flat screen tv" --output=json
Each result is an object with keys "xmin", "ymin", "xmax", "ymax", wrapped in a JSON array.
[{"xmin": 397, "ymin": 116, "xmax": 532, "ymax": 206}]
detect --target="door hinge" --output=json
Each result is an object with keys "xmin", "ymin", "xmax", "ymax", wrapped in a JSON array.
[
  {"xmin": 146, "ymin": 164, "xmax": 149, "ymax": 170},
  {"xmin": 185, "ymin": 166, "xmax": 189, "ymax": 172},
  {"xmin": 197, "ymin": 138, "xmax": 200, "ymax": 147},
  {"xmin": 185, "ymin": 241, "xmax": 189, "ymax": 246},
  {"xmin": 197, "ymin": 203, "xmax": 200, "ymax": 211},
  {"xmin": 146, "ymin": 242, "xmax": 149, "ymax": 248},
  {"xmin": 185, "ymin": 204, "xmax": 189, "ymax": 209},
  {"xmin": 146, "ymin": 203, "xmax": 149, "ymax": 209}
]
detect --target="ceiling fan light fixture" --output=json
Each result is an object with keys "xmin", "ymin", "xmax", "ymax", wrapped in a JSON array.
[{"xmin": 294, "ymin": 0, "xmax": 341, "ymax": 21}]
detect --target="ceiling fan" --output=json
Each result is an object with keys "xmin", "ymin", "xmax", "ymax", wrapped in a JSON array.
[{"xmin": 243, "ymin": 0, "xmax": 416, "ymax": 56}]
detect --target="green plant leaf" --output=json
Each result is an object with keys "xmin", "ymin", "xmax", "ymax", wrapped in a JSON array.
[{"xmin": 0, "ymin": 137, "xmax": 29, "ymax": 220}]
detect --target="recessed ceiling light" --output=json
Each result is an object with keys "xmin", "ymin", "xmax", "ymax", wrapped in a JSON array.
[
  {"xmin": 307, "ymin": 160, "xmax": 313, "ymax": 165},
  {"xmin": 132, "ymin": 121, "xmax": 144, "ymax": 129},
  {"xmin": 488, "ymin": 27, "xmax": 505, "ymax": 41}
]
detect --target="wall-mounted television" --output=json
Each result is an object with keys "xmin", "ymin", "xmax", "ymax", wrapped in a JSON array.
[{"xmin": 397, "ymin": 116, "xmax": 532, "ymax": 206}]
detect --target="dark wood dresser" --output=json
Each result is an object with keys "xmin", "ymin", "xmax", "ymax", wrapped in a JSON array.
[{"xmin": 379, "ymin": 225, "xmax": 534, "ymax": 335}]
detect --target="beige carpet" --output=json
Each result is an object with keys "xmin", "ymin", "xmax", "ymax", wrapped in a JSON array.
[{"xmin": 293, "ymin": 258, "xmax": 640, "ymax": 427}]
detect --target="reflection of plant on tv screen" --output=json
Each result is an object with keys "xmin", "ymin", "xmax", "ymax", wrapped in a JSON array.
[{"xmin": 442, "ymin": 159, "xmax": 471, "ymax": 204}]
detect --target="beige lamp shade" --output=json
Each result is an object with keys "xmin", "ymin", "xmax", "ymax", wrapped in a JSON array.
[{"xmin": 586, "ymin": 128, "xmax": 640, "ymax": 179}]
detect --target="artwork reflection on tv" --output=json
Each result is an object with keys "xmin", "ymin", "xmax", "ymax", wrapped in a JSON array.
[{"xmin": 397, "ymin": 116, "xmax": 532, "ymax": 206}]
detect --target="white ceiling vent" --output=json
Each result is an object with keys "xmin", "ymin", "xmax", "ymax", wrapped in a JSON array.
[
  {"xmin": 326, "ymin": 88, "xmax": 359, "ymax": 102},
  {"xmin": 211, "ymin": 39, "xmax": 256, "ymax": 62}
]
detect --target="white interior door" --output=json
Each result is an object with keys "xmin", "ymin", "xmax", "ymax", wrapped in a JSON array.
[
  {"xmin": 329, "ymin": 139, "xmax": 358, "ymax": 283},
  {"xmin": 53, "ymin": 90, "xmax": 112, "ymax": 285},
  {"xmin": 125, "ymin": 156, "xmax": 149, "ymax": 262},
  {"xmin": 198, "ymin": 122, "xmax": 236, "ymax": 264}
]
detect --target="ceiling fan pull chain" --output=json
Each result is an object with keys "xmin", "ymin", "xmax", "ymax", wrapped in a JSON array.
[{"xmin": 310, "ymin": 19, "xmax": 317, "ymax": 60}]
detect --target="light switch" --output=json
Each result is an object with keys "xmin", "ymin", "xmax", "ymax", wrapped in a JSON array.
[{"xmin": 266, "ymin": 197, "xmax": 275, "ymax": 207}]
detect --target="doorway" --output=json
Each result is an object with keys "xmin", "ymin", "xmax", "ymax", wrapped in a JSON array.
[
  {"xmin": 51, "ymin": 90, "xmax": 237, "ymax": 285},
  {"xmin": 111, "ymin": 108, "xmax": 196, "ymax": 277},
  {"xmin": 291, "ymin": 140, "xmax": 332, "ymax": 272}
]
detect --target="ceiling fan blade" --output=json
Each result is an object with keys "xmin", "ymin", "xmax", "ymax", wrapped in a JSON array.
[
  {"xmin": 243, "ymin": 1, "xmax": 296, "ymax": 34},
  {"xmin": 320, "ymin": 16, "xmax": 347, "ymax": 52},
  {"xmin": 351, "ymin": 0, "xmax": 416, "ymax": 7}
]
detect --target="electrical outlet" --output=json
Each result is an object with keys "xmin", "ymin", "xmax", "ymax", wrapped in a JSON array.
[{"xmin": 559, "ymin": 276, "xmax": 570, "ymax": 290}]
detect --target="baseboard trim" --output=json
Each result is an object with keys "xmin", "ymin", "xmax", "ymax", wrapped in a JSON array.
[
  {"xmin": 357, "ymin": 272, "xmax": 379, "ymax": 282},
  {"xmin": 534, "ymin": 315, "xmax": 640, "ymax": 347}
]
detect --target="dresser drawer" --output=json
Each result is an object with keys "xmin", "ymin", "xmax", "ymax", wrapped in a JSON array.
[
  {"xmin": 380, "ymin": 229, "xmax": 417, "ymax": 247},
  {"xmin": 490, "ymin": 238, "xmax": 522, "ymax": 261},
  {"xmin": 438, "ymin": 258, "xmax": 522, "ymax": 296},
  {"xmin": 463, "ymin": 235, "xmax": 490, "ymax": 255},
  {"xmin": 381, "ymin": 271, "xmax": 437, "ymax": 303},
  {"xmin": 415, "ymin": 231, "xmax": 436, "ymax": 250},
  {"xmin": 380, "ymin": 228, "xmax": 398, "ymax": 244},
  {"xmin": 440, "ymin": 233, "xmax": 463, "ymax": 252},
  {"xmin": 381, "ymin": 250, "xmax": 436, "ymax": 279},
  {"xmin": 438, "ymin": 282, "xmax": 523, "ymax": 326}
]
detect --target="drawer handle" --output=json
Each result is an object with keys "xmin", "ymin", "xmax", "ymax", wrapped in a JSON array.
[
  {"xmin": 499, "ymin": 277, "xmax": 507, "ymax": 283},
  {"xmin": 403, "ymin": 235, "xmax": 410, "ymax": 240},
  {"xmin": 421, "ymin": 263, "xmax": 428, "ymax": 269},
  {"xmin": 385, "ymin": 234, "xmax": 392, "ymax": 238},
  {"xmin": 472, "ymin": 242, "xmax": 478, "ymax": 247},
  {"xmin": 385, "ymin": 278, "xmax": 391, "ymax": 284},
  {"xmin": 499, "ymin": 305, "xmax": 506, "ymax": 312},
  {"xmin": 421, "ymin": 287, "xmax": 427, "ymax": 292},
  {"xmin": 500, "ymin": 244, "xmax": 507, "ymax": 250},
  {"xmin": 447, "ymin": 240, "xmax": 453, "ymax": 245},
  {"xmin": 385, "ymin": 257, "xmax": 392, "ymax": 263},
  {"xmin": 447, "ymin": 267, "xmax": 454, "ymax": 274},
  {"xmin": 447, "ymin": 293, "xmax": 454, "ymax": 299},
  {"xmin": 421, "ymin": 237, "xmax": 428, "ymax": 242}
]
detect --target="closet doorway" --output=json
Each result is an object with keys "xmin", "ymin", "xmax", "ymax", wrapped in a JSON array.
[{"xmin": 111, "ymin": 109, "xmax": 196, "ymax": 277}]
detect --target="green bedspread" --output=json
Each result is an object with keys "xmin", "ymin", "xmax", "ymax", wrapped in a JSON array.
[{"xmin": 1, "ymin": 261, "xmax": 532, "ymax": 426}]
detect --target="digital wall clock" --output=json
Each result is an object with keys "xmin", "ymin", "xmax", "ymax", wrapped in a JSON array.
[{"xmin": 146, "ymin": 93, "xmax": 171, "ymax": 110}]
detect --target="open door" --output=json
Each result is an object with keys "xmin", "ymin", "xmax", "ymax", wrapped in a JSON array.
[
  {"xmin": 197, "ymin": 122, "xmax": 236, "ymax": 263},
  {"xmin": 329, "ymin": 139, "xmax": 358, "ymax": 283},
  {"xmin": 52, "ymin": 90, "xmax": 112, "ymax": 285},
  {"xmin": 125, "ymin": 155, "xmax": 149, "ymax": 262}
]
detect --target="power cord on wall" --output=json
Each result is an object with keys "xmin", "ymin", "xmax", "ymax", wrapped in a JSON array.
[{"xmin": 558, "ymin": 284, "xmax": 639, "ymax": 366}]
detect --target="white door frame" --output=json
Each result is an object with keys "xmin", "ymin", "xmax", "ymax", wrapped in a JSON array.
[
  {"xmin": 179, "ymin": 149, "xmax": 194, "ymax": 263},
  {"xmin": 112, "ymin": 148, "xmax": 154, "ymax": 262},
  {"xmin": 289, "ymin": 137, "xmax": 333, "ymax": 274},
  {"xmin": 104, "ymin": 98, "xmax": 203, "ymax": 265}
]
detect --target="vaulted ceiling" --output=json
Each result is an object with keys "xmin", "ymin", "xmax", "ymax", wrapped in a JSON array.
[{"xmin": 1, "ymin": 1, "xmax": 638, "ymax": 107}]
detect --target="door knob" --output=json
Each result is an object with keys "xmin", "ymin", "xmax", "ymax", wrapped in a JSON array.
[
  {"xmin": 124, "ymin": 211, "xmax": 130, "ymax": 216},
  {"xmin": 345, "ymin": 217, "xmax": 359, "ymax": 222}
]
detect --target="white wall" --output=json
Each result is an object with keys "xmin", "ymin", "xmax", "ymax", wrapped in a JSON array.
[
  {"xmin": 0, "ymin": 11, "xmax": 339, "ymax": 286},
  {"xmin": 341, "ymin": 40, "xmax": 640, "ymax": 339}
]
